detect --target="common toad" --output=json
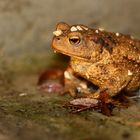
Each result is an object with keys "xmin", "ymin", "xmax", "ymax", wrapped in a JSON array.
[{"xmin": 52, "ymin": 22, "xmax": 140, "ymax": 99}]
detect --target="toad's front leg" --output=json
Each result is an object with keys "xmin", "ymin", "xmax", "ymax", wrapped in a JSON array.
[{"xmin": 64, "ymin": 67, "xmax": 92, "ymax": 97}]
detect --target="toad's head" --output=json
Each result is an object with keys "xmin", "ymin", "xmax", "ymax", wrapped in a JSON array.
[{"xmin": 52, "ymin": 22, "xmax": 103, "ymax": 61}]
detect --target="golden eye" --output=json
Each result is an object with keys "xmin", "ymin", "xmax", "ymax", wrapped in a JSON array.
[{"xmin": 69, "ymin": 36, "xmax": 81, "ymax": 45}]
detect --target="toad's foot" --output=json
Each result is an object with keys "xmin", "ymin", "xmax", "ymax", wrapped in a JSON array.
[
  {"xmin": 65, "ymin": 90, "xmax": 114, "ymax": 116},
  {"xmin": 66, "ymin": 98, "xmax": 99, "ymax": 113},
  {"xmin": 65, "ymin": 90, "xmax": 129, "ymax": 116}
]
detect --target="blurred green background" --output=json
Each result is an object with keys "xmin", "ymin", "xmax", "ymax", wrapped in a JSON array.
[{"xmin": 0, "ymin": 0, "xmax": 140, "ymax": 70}]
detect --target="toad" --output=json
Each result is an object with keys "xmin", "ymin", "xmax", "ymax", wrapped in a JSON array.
[{"xmin": 52, "ymin": 22, "xmax": 140, "ymax": 101}]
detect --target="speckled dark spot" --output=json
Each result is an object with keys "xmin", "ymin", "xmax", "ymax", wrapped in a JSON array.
[
  {"xmin": 93, "ymin": 37, "xmax": 105, "ymax": 46},
  {"xmin": 93, "ymin": 36, "xmax": 113, "ymax": 53},
  {"xmin": 107, "ymin": 35, "xmax": 117, "ymax": 44},
  {"xmin": 97, "ymin": 38, "xmax": 105, "ymax": 46},
  {"xmin": 87, "ymin": 83, "xmax": 99, "ymax": 92},
  {"xmin": 104, "ymin": 43, "xmax": 113, "ymax": 53}
]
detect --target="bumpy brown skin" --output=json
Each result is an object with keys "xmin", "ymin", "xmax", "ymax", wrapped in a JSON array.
[{"xmin": 52, "ymin": 22, "xmax": 140, "ymax": 98}]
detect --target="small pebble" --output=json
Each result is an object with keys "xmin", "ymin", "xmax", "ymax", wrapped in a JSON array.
[
  {"xmin": 95, "ymin": 30, "xmax": 99, "ymax": 33},
  {"xmin": 128, "ymin": 70, "xmax": 133, "ymax": 76},
  {"xmin": 53, "ymin": 29, "xmax": 63, "ymax": 36},
  {"xmin": 64, "ymin": 71, "xmax": 72, "ymax": 79},
  {"xmin": 19, "ymin": 92, "xmax": 27, "ymax": 97},
  {"xmin": 76, "ymin": 25, "xmax": 83, "ymax": 31},
  {"xmin": 70, "ymin": 26, "xmax": 78, "ymax": 32},
  {"xmin": 116, "ymin": 32, "xmax": 120, "ymax": 36},
  {"xmin": 99, "ymin": 28, "xmax": 104, "ymax": 31}
]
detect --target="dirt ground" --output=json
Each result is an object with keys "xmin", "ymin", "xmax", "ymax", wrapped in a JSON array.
[
  {"xmin": 0, "ymin": 0, "xmax": 140, "ymax": 140},
  {"xmin": 0, "ymin": 54, "xmax": 139, "ymax": 140}
]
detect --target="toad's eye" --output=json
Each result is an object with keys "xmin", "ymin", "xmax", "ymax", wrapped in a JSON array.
[{"xmin": 69, "ymin": 36, "xmax": 81, "ymax": 46}]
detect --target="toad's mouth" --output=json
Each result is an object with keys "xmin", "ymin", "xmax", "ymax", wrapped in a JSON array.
[{"xmin": 52, "ymin": 47, "xmax": 91, "ymax": 61}]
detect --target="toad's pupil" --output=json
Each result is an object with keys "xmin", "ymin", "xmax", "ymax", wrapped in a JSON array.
[{"xmin": 69, "ymin": 37, "xmax": 81, "ymax": 45}]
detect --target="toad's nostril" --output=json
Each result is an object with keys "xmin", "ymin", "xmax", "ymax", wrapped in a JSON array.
[{"xmin": 56, "ymin": 37, "xmax": 60, "ymax": 40}]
